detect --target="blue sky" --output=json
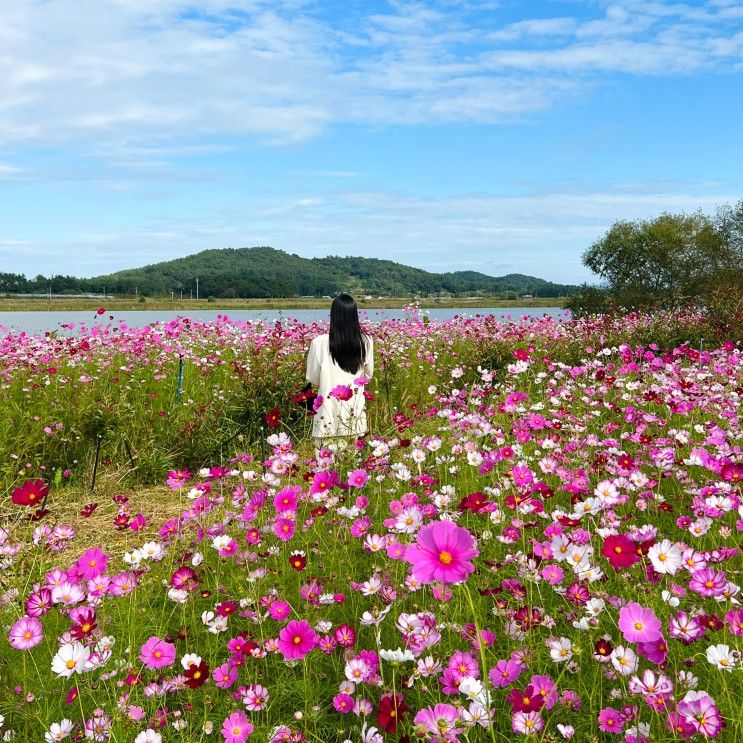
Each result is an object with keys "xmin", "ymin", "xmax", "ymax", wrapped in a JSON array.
[{"xmin": 0, "ymin": 0, "xmax": 741, "ymax": 283}]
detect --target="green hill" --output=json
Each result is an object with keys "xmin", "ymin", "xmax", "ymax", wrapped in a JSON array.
[
  {"xmin": 0, "ymin": 247, "xmax": 579, "ymax": 298},
  {"xmin": 90, "ymin": 247, "xmax": 577, "ymax": 298}
]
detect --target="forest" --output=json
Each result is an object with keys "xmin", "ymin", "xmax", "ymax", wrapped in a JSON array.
[{"xmin": 0, "ymin": 247, "xmax": 577, "ymax": 299}]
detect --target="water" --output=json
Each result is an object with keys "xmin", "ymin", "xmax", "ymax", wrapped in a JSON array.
[{"xmin": 0, "ymin": 307, "xmax": 567, "ymax": 336}]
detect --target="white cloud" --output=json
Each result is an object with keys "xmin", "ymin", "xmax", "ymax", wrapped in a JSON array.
[{"xmin": 0, "ymin": 0, "xmax": 740, "ymax": 149}]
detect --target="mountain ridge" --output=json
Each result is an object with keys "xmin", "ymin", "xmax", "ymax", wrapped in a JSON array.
[
  {"xmin": 0, "ymin": 247, "xmax": 579, "ymax": 298},
  {"xmin": 94, "ymin": 247, "xmax": 578, "ymax": 298}
]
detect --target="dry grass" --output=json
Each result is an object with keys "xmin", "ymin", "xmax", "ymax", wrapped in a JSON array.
[{"xmin": 3, "ymin": 472, "xmax": 186, "ymax": 558}]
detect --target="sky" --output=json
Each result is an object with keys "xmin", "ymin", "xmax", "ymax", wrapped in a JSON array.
[{"xmin": 0, "ymin": 0, "xmax": 741, "ymax": 284}]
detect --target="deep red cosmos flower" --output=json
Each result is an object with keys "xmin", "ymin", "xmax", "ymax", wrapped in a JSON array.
[
  {"xmin": 264, "ymin": 408, "xmax": 281, "ymax": 428},
  {"xmin": 11, "ymin": 479, "xmax": 49, "ymax": 507},
  {"xmin": 602, "ymin": 534, "xmax": 641, "ymax": 569},
  {"xmin": 507, "ymin": 685, "xmax": 545, "ymax": 713},
  {"xmin": 70, "ymin": 609, "xmax": 98, "ymax": 640},
  {"xmin": 459, "ymin": 491, "xmax": 490, "ymax": 513},
  {"xmin": 184, "ymin": 661, "xmax": 210, "ymax": 688},
  {"xmin": 377, "ymin": 692, "xmax": 409, "ymax": 733},
  {"xmin": 80, "ymin": 502, "xmax": 99, "ymax": 518},
  {"xmin": 289, "ymin": 551, "xmax": 307, "ymax": 571}
]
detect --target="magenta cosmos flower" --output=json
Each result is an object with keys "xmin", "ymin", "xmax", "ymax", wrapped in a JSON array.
[
  {"xmin": 347, "ymin": 469, "xmax": 369, "ymax": 488},
  {"xmin": 222, "ymin": 710, "xmax": 254, "ymax": 743},
  {"xmin": 75, "ymin": 547, "xmax": 109, "ymax": 581},
  {"xmin": 278, "ymin": 620, "xmax": 318, "ymax": 660},
  {"xmin": 9, "ymin": 616, "xmax": 44, "ymax": 650},
  {"xmin": 618, "ymin": 603, "xmax": 662, "ymax": 644},
  {"xmin": 139, "ymin": 636, "xmax": 176, "ymax": 669},
  {"xmin": 405, "ymin": 520, "xmax": 478, "ymax": 584}
]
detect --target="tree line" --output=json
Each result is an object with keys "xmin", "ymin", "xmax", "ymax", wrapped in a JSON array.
[
  {"xmin": 0, "ymin": 247, "xmax": 577, "ymax": 299},
  {"xmin": 566, "ymin": 200, "xmax": 743, "ymax": 326}
]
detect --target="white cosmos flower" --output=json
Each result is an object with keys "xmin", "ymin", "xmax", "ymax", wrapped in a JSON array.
[
  {"xmin": 556, "ymin": 724, "xmax": 575, "ymax": 738},
  {"xmin": 461, "ymin": 701, "xmax": 492, "ymax": 727},
  {"xmin": 51, "ymin": 642, "xmax": 90, "ymax": 678},
  {"xmin": 134, "ymin": 730, "xmax": 162, "ymax": 743},
  {"xmin": 140, "ymin": 541, "xmax": 164, "ymax": 560},
  {"xmin": 610, "ymin": 645, "xmax": 638, "ymax": 676},
  {"xmin": 379, "ymin": 648, "xmax": 415, "ymax": 663},
  {"xmin": 706, "ymin": 644, "xmax": 737, "ymax": 671},
  {"xmin": 459, "ymin": 676, "xmax": 491, "ymax": 706},
  {"xmin": 548, "ymin": 637, "xmax": 573, "ymax": 663},
  {"xmin": 181, "ymin": 653, "xmax": 201, "ymax": 670},
  {"xmin": 661, "ymin": 590, "xmax": 681, "ymax": 607},
  {"xmin": 167, "ymin": 588, "xmax": 189, "ymax": 603},
  {"xmin": 44, "ymin": 719, "xmax": 74, "ymax": 742},
  {"xmin": 648, "ymin": 539, "xmax": 682, "ymax": 575}
]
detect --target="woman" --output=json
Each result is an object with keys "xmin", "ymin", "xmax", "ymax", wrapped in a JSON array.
[{"xmin": 305, "ymin": 293, "xmax": 374, "ymax": 449}]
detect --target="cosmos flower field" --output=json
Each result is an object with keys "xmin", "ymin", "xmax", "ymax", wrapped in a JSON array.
[{"xmin": 1, "ymin": 308, "xmax": 742, "ymax": 742}]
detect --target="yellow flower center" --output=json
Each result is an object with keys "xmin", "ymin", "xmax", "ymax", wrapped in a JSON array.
[{"xmin": 439, "ymin": 551, "xmax": 453, "ymax": 565}]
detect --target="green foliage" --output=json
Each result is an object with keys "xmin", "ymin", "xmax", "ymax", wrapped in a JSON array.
[
  {"xmin": 564, "ymin": 284, "xmax": 610, "ymax": 318},
  {"xmin": 1, "ymin": 247, "xmax": 579, "ymax": 299},
  {"xmin": 581, "ymin": 200, "xmax": 743, "ymax": 311}
]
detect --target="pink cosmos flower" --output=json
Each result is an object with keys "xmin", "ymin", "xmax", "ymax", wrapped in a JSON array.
[
  {"xmin": 725, "ymin": 608, "xmax": 743, "ymax": 637},
  {"xmin": 139, "ymin": 636, "xmax": 176, "ymax": 669},
  {"xmin": 448, "ymin": 650, "xmax": 479, "ymax": 681},
  {"xmin": 278, "ymin": 620, "xmax": 318, "ymax": 660},
  {"xmin": 540, "ymin": 564, "xmax": 564, "ymax": 585},
  {"xmin": 267, "ymin": 600, "xmax": 292, "ymax": 621},
  {"xmin": 75, "ymin": 547, "xmax": 109, "ymax": 581},
  {"xmin": 529, "ymin": 675, "xmax": 558, "ymax": 710},
  {"xmin": 688, "ymin": 568, "xmax": 727, "ymax": 597},
  {"xmin": 348, "ymin": 469, "xmax": 369, "ymax": 488},
  {"xmin": 242, "ymin": 684, "xmax": 269, "ymax": 711},
  {"xmin": 333, "ymin": 693, "xmax": 354, "ymax": 713},
  {"xmin": 636, "ymin": 636, "xmax": 669, "ymax": 665},
  {"xmin": 677, "ymin": 691, "xmax": 722, "ymax": 738},
  {"xmin": 511, "ymin": 465, "xmax": 534, "ymax": 488},
  {"xmin": 273, "ymin": 486, "xmax": 300, "ymax": 513},
  {"xmin": 489, "ymin": 658, "xmax": 523, "ymax": 687},
  {"xmin": 413, "ymin": 704, "xmax": 462, "ymax": 740},
  {"xmin": 309, "ymin": 471, "xmax": 336, "ymax": 496},
  {"xmin": 598, "ymin": 707, "xmax": 625, "ymax": 733},
  {"xmin": 9, "ymin": 616, "xmax": 43, "ymax": 650},
  {"xmin": 404, "ymin": 520, "xmax": 478, "ymax": 584},
  {"xmin": 329, "ymin": 385, "xmax": 353, "ymax": 401},
  {"xmin": 222, "ymin": 710, "xmax": 253, "ymax": 743},
  {"xmin": 25, "ymin": 588, "xmax": 53, "ymax": 617},
  {"xmin": 213, "ymin": 662, "xmax": 239, "ymax": 689},
  {"xmin": 512, "ymin": 711, "xmax": 544, "ymax": 735},
  {"xmin": 618, "ymin": 603, "xmax": 662, "ymax": 644},
  {"xmin": 166, "ymin": 468, "xmax": 191, "ymax": 489},
  {"xmin": 274, "ymin": 518, "xmax": 296, "ymax": 542}
]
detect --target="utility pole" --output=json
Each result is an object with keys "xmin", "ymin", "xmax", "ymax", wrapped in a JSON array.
[
  {"xmin": 196, "ymin": 277, "xmax": 199, "ymax": 300},
  {"xmin": 171, "ymin": 291, "xmax": 174, "ymax": 301}
]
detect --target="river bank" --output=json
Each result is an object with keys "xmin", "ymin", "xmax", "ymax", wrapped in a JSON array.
[{"xmin": 0, "ymin": 295, "xmax": 567, "ymax": 312}]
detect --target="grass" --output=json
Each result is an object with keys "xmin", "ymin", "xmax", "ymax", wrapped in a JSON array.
[{"xmin": 0, "ymin": 296, "xmax": 568, "ymax": 312}]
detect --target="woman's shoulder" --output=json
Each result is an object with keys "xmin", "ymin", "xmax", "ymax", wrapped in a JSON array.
[{"xmin": 310, "ymin": 333, "xmax": 329, "ymax": 348}]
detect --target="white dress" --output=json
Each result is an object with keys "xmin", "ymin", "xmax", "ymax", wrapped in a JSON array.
[{"xmin": 305, "ymin": 334, "xmax": 374, "ymax": 439}]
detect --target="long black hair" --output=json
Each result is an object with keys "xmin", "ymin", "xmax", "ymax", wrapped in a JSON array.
[{"xmin": 329, "ymin": 293, "xmax": 366, "ymax": 374}]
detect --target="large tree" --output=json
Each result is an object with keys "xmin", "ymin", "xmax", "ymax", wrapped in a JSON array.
[{"xmin": 580, "ymin": 205, "xmax": 741, "ymax": 309}]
